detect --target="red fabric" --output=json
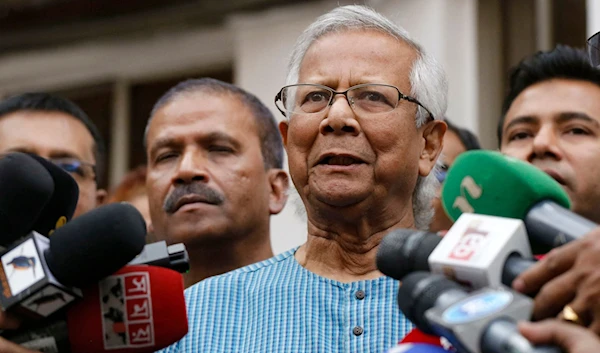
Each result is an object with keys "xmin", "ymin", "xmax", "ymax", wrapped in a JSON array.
[{"xmin": 400, "ymin": 329, "xmax": 444, "ymax": 346}]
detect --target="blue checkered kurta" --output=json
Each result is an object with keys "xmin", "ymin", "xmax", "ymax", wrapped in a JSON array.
[{"xmin": 158, "ymin": 248, "xmax": 413, "ymax": 352}]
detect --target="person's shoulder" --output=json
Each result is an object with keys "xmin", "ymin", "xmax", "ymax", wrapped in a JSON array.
[{"xmin": 185, "ymin": 247, "xmax": 298, "ymax": 297}]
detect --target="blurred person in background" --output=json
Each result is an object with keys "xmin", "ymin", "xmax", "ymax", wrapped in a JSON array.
[
  {"xmin": 106, "ymin": 164, "xmax": 153, "ymax": 239},
  {"xmin": 145, "ymin": 78, "xmax": 289, "ymax": 288},
  {"xmin": 0, "ymin": 93, "xmax": 107, "ymax": 217},
  {"xmin": 429, "ymin": 118, "xmax": 481, "ymax": 233}
]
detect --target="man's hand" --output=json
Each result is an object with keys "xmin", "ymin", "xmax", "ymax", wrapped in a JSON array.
[
  {"xmin": 512, "ymin": 227, "xmax": 600, "ymax": 332},
  {"xmin": 0, "ymin": 311, "xmax": 38, "ymax": 353},
  {"xmin": 519, "ymin": 319, "xmax": 600, "ymax": 353}
]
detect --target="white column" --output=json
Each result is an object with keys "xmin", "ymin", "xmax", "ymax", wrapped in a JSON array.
[
  {"xmin": 109, "ymin": 80, "xmax": 130, "ymax": 188},
  {"xmin": 587, "ymin": 0, "xmax": 600, "ymax": 38},
  {"xmin": 535, "ymin": 0, "xmax": 553, "ymax": 51}
]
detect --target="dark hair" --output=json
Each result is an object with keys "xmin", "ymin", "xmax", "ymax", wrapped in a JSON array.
[
  {"xmin": 498, "ymin": 45, "xmax": 600, "ymax": 145},
  {"xmin": 0, "ymin": 92, "xmax": 105, "ymax": 183},
  {"xmin": 145, "ymin": 78, "xmax": 284, "ymax": 169},
  {"xmin": 445, "ymin": 118, "xmax": 481, "ymax": 150}
]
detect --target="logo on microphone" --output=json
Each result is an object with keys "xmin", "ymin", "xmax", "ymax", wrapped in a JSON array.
[
  {"xmin": 100, "ymin": 272, "xmax": 154, "ymax": 349},
  {"xmin": 0, "ymin": 239, "xmax": 44, "ymax": 297},
  {"xmin": 452, "ymin": 176, "xmax": 482, "ymax": 214},
  {"xmin": 442, "ymin": 291, "xmax": 513, "ymax": 324},
  {"xmin": 448, "ymin": 220, "xmax": 488, "ymax": 260},
  {"xmin": 48, "ymin": 216, "xmax": 67, "ymax": 236}
]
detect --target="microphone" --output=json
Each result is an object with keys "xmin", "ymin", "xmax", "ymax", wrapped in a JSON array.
[
  {"xmin": 441, "ymin": 150, "xmax": 596, "ymax": 253},
  {"xmin": 0, "ymin": 152, "xmax": 54, "ymax": 246},
  {"xmin": 128, "ymin": 241, "xmax": 190, "ymax": 273},
  {"xmin": 26, "ymin": 154, "xmax": 79, "ymax": 236},
  {"xmin": 398, "ymin": 271, "xmax": 562, "ymax": 353},
  {"xmin": 6, "ymin": 265, "xmax": 188, "ymax": 353},
  {"xmin": 0, "ymin": 203, "xmax": 147, "ymax": 319},
  {"xmin": 377, "ymin": 213, "xmax": 536, "ymax": 288}
]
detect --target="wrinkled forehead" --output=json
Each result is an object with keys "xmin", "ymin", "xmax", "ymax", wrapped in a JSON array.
[
  {"xmin": 146, "ymin": 91, "xmax": 260, "ymax": 146},
  {"xmin": 297, "ymin": 29, "xmax": 417, "ymax": 89}
]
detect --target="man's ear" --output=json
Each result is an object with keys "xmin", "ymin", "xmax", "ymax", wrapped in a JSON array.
[
  {"xmin": 278, "ymin": 121, "xmax": 289, "ymax": 147},
  {"xmin": 96, "ymin": 188, "xmax": 108, "ymax": 206},
  {"xmin": 267, "ymin": 169, "xmax": 289, "ymax": 215},
  {"xmin": 419, "ymin": 120, "xmax": 446, "ymax": 176}
]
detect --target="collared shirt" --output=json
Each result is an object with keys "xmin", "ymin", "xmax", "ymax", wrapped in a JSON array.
[{"xmin": 159, "ymin": 247, "xmax": 414, "ymax": 353}]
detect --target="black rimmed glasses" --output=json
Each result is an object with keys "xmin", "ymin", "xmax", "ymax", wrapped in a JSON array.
[
  {"xmin": 275, "ymin": 83, "xmax": 434, "ymax": 120},
  {"xmin": 588, "ymin": 31, "xmax": 600, "ymax": 68},
  {"xmin": 50, "ymin": 158, "xmax": 97, "ymax": 182}
]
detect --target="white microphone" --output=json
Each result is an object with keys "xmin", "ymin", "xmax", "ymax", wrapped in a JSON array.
[{"xmin": 427, "ymin": 213, "xmax": 533, "ymax": 289}]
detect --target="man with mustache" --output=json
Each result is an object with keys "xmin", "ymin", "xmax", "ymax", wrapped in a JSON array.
[
  {"xmin": 498, "ymin": 46, "xmax": 600, "ymax": 336},
  {"xmin": 144, "ymin": 78, "xmax": 289, "ymax": 288},
  {"xmin": 159, "ymin": 5, "xmax": 447, "ymax": 352}
]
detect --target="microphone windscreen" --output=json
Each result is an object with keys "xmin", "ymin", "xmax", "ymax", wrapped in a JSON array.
[
  {"xmin": 377, "ymin": 230, "xmax": 441, "ymax": 281},
  {"xmin": 27, "ymin": 154, "xmax": 79, "ymax": 236},
  {"xmin": 397, "ymin": 272, "xmax": 461, "ymax": 335},
  {"xmin": 45, "ymin": 203, "xmax": 147, "ymax": 287},
  {"xmin": 0, "ymin": 152, "xmax": 54, "ymax": 245},
  {"xmin": 67, "ymin": 265, "xmax": 187, "ymax": 353},
  {"xmin": 441, "ymin": 150, "xmax": 570, "ymax": 221}
]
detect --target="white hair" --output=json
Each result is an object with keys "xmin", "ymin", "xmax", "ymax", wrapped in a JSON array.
[{"xmin": 285, "ymin": 5, "xmax": 447, "ymax": 229}]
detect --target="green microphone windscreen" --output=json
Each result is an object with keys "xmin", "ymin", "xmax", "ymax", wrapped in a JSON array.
[{"xmin": 441, "ymin": 150, "xmax": 571, "ymax": 221}]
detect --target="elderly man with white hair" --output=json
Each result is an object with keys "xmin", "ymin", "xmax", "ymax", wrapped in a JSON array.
[{"xmin": 159, "ymin": 4, "xmax": 447, "ymax": 353}]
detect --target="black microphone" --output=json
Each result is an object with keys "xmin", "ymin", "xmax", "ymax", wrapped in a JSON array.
[
  {"xmin": 128, "ymin": 241, "xmax": 190, "ymax": 273},
  {"xmin": 26, "ymin": 154, "xmax": 79, "ymax": 236},
  {"xmin": 0, "ymin": 152, "xmax": 54, "ymax": 247},
  {"xmin": 398, "ymin": 272, "xmax": 562, "ymax": 353},
  {"xmin": 377, "ymin": 226, "xmax": 536, "ymax": 287},
  {"xmin": 0, "ymin": 203, "xmax": 147, "ymax": 320}
]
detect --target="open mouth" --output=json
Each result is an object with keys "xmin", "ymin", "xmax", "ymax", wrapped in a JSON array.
[{"xmin": 318, "ymin": 155, "xmax": 365, "ymax": 166}]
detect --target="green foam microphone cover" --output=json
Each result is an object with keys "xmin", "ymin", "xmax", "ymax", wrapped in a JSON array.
[{"xmin": 441, "ymin": 150, "xmax": 571, "ymax": 221}]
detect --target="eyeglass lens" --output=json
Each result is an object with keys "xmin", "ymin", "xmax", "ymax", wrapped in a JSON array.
[{"xmin": 283, "ymin": 85, "xmax": 399, "ymax": 115}]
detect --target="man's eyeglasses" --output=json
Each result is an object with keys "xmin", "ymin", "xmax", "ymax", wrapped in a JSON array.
[
  {"xmin": 274, "ymin": 83, "xmax": 434, "ymax": 120},
  {"xmin": 50, "ymin": 158, "xmax": 97, "ymax": 181},
  {"xmin": 588, "ymin": 31, "xmax": 600, "ymax": 68},
  {"xmin": 435, "ymin": 162, "xmax": 449, "ymax": 184}
]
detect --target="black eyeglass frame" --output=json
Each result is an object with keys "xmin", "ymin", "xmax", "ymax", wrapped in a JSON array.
[
  {"xmin": 588, "ymin": 31, "xmax": 600, "ymax": 68},
  {"xmin": 50, "ymin": 158, "xmax": 98, "ymax": 182},
  {"xmin": 274, "ymin": 83, "xmax": 435, "ymax": 121}
]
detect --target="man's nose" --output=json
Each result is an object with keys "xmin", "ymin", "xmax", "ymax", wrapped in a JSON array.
[
  {"xmin": 529, "ymin": 127, "xmax": 563, "ymax": 162},
  {"xmin": 319, "ymin": 96, "xmax": 361, "ymax": 136},
  {"xmin": 172, "ymin": 151, "xmax": 209, "ymax": 185}
]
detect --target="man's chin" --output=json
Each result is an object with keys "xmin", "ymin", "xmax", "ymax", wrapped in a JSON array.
[
  {"xmin": 313, "ymin": 191, "xmax": 369, "ymax": 209},
  {"xmin": 165, "ymin": 224, "xmax": 231, "ymax": 246}
]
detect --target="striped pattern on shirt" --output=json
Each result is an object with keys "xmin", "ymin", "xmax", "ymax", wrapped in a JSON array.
[{"xmin": 158, "ymin": 247, "xmax": 414, "ymax": 353}]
